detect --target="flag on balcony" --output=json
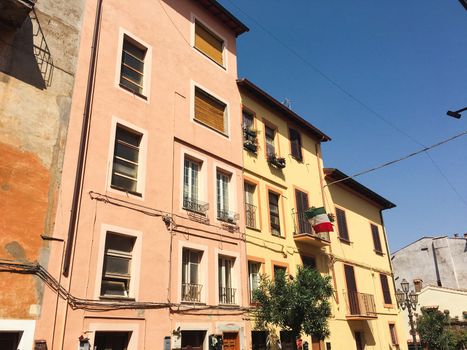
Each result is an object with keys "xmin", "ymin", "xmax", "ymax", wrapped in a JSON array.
[{"xmin": 305, "ymin": 206, "xmax": 334, "ymax": 233}]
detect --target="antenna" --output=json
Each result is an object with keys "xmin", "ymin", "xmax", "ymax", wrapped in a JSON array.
[{"xmin": 282, "ymin": 98, "xmax": 292, "ymax": 109}]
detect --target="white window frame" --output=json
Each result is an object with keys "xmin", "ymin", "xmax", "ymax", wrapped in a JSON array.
[
  {"xmin": 190, "ymin": 80, "xmax": 230, "ymax": 138},
  {"xmin": 0, "ymin": 320, "xmax": 35, "ymax": 350},
  {"xmin": 212, "ymin": 163, "xmax": 237, "ymax": 224},
  {"xmin": 89, "ymin": 323, "xmax": 140, "ymax": 350},
  {"xmin": 180, "ymin": 148, "xmax": 208, "ymax": 213},
  {"xmin": 244, "ymin": 181, "xmax": 258, "ymax": 229},
  {"xmin": 94, "ymin": 224, "xmax": 142, "ymax": 300},
  {"xmin": 216, "ymin": 170, "xmax": 230, "ymax": 218},
  {"xmin": 248, "ymin": 261, "xmax": 261, "ymax": 302},
  {"xmin": 115, "ymin": 28, "xmax": 152, "ymax": 102},
  {"xmin": 214, "ymin": 249, "xmax": 241, "ymax": 305},
  {"xmin": 106, "ymin": 116, "xmax": 148, "ymax": 200},
  {"xmin": 178, "ymin": 241, "xmax": 208, "ymax": 304},
  {"xmin": 190, "ymin": 13, "xmax": 228, "ymax": 71}
]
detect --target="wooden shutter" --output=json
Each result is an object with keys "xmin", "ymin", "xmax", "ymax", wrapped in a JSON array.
[
  {"xmin": 195, "ymin": 22, "xmax": 223, "ymax": 65},
  {"xmin": 194, "ymin": 88, "xmax": 226, "ymax": 133},
  {"xmin": 289, "ymin": 128, "xmax": 302, "ymax": 160},
  {"xmin": 380, "ymin": 274, "xmax": 392, "ymax": 304},
  {"xmin": 371, "ymin": 224, "xmax": 383, "ymax": 253},
  {"xmin": 336, "ymin": 208, "xmax": 349, "ymax": 241},
  {"xmin": 295, "ymin": 189, "xmax": 311, "ymax": 233}
]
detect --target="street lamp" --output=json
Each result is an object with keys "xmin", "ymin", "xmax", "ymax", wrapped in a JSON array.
[
  {"xmin": 446, "ymin": 107, "xmax": 467, "ymax": 119},
  {"xmin": 396, "ymin": 279, "xmax": 419, "ymax": 350}
]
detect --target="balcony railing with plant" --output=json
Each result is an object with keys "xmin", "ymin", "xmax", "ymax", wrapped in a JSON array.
[
  {"xmin": 181, "ymin": 283, "xmax": 203, "ymax": 303},
  {"xmin": 245, "ymin": 203, "xmax": 257, "ymax": 229},
  {"xmin": 243, "ymin": 127, "xmax": 258, "ymax": 153},
  {"xmin": 183, "ymin": 196, "xmax": 209, "ymax": 215},
  {"xmin": 267, "ymin": 154, "xmax": 286, "ymax": 169},
  {"xmin": 219, "ymin": 286, "xmax": 236, "ymax": 305},
  {"xmin": 292, "ymin": 211, "xmax": 330, "ymax": 242},
  {"xmin": 343, "ymin": 290, "xmax": 377, "ymax": 318},
  {"xmin": 217, "ymin": 209, "xmax": 239, "ymax": 224}
]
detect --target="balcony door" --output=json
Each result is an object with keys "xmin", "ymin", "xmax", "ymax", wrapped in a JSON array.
[
  {"xmin": 295, "ymin": 189, "xmax": 311, "ymax": 234},
  {"xmin": 344, "ymin": 264, "xmax": 360, "ymax": 314},
  {"xmin": 223, "ymin": 332, "xmax": 240, "ymax": 350}
]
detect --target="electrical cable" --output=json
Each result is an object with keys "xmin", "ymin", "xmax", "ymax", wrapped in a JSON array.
[{"xmin": 324, "ymin": 130, "xmax": 467, "ymax": 187}]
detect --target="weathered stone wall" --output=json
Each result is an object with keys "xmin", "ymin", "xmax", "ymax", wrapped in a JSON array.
[{"xmin": 0, "ymin": 0, "xmax": 84, "ymax": 319}]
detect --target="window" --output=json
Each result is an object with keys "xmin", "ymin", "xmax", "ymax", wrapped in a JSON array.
[
  {"xmin": 248, "ymin": 261, "xmax": 261, "ymax": 302},
  {"xmin": 252, "ymin": 331, "xmax": 268, "ymax": 350},
  {"xmin": 243, "ymin": 110, "xmax": 254, "ymax": 131},
  {"xmin": 194, "ymin": 87, "xmax": 227, "ymax": 134},
  {"xmin": 181, "ymin": 330, "xmax": 206, "ymax": 350},
  {"xmin": 244, "ymin": 182, "xmax": 257, "ymax": 229},
  {"xmin": 335, "ymin": 207, "xmax": 349, "ymax": 242},
  {"xmin": 0, "ymin": 333, "xmax": 20, "ymax": 350},
  {"xmin": 371, "ymin": 224, "xmax": 383, "ymax": 254},
  {"xmin": 183, "ymin": 158, "xmax": 207, "ymax": 214},
  {"xmin": 273, "ymin": 265, "xmax": 287, "ymax": 279},
  {"xmin": 243, "ymin": 110, "xmax": 258, "ymax": 153},
  {"xmin": 100, "ymin": 233, "xmax": 135, "ymax": 298},
  {"xmin": 120, "ymin": 36, "xmax": 147, "ymax": 96},
  {"xmin": 388, "ymin": 324, "xmax": 398, "ymax": 345},
  {"xmin": 301, "ymin": 255, "xmax": 316, "ymax": 270},
  {"xmin": 289, "ymin": 128, "xmax": 302, "ymax": 160},
  {"xmin": 111, "ymin": 125, "xmax": 143, "ymax": 195},
  {"xmin": 216, "ymin": 171, "xmax": 231, "ymax": 221},
  {"xmin": 268, "ymin": 191, "xmax": 281, "ymax": 236},
  {"xmin": 181, "ymin": 248, "xmax": 202, "ymax": 302},
  {"xmin": 295, "ymin": 189, "xmax": 311, "ymax": 234},
  {"xmin": 219, "ymin": 256, "xmax": 236, "ymax": 304},
  {"xmin": 380, "ymin": 274, "xmax": 392, "ymax": 305},
  {"xmin": 94, "ymin": 332, "xmax": 131, "ymax": 350},
  {"xmin": 414, "ymin": 279, "xmax": 423, "ymax": 292},
  {"xmin": 265, "ymin": 125, "xmax": 276, "ymax": 156},
  {"xmin": 194, "ymin": 21, "xmax": 224, "ymax": 66}
]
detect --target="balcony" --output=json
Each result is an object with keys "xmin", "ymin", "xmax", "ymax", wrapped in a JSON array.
[
  {"xmin": 293, "ymin": 212, "xmax": 331, "ymax": 248},
  {"xmin": 344, "ymin": 290, "xmax": 377, "ymax": 320},
  {"xmin": 183, "ymin": 197, "xmax": 209, "ymax": 215},
  {"xmin": 267, "ymin": 154, "xmax": 286, "ymax": 169},
  {"xmin": 243, "ymin": 128, "xmax": 258, "ymax": 153},
  {"xmin": 181, "ymin": 283, "xmax": 202, "ymax": 303},
  {"xmin": 245, "ymin": 203, "xmax": 257, "ymax": 229},
  {"xmin": 217, "ymin": 209, "xmax": 239, "ymax": 225},
  {"xmin": 0, "ymin": 0, "xmax": 36, "ymax": 29},
  {"xmin": 219, "ymin": 286, "xmax": 236, "ymax": 305}
]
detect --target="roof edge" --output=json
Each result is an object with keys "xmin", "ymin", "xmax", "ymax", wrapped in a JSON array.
[{"xmin": 195, "ymin": 0, "xmax": 249, "ymax": 36}]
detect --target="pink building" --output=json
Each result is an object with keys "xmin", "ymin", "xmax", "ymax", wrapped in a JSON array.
[{"xmin": 36, "ymin": 0, "xmax": 249, "ymax": 349}]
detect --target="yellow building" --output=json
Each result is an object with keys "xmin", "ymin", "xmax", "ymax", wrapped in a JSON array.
[{"xmin": 238, "ymin": 79, "xmax": 407, "ymax": 350}]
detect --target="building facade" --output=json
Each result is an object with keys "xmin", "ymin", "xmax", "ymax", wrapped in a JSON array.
[
  {"xmin": 34, "ymin": 0, "xmax": 250, "ymax": 349},
  {"xmin": 0, "ymin": 0, "xmax": 85, "ymax": 349}
]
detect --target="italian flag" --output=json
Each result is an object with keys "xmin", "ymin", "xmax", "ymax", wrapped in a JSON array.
[{"xmin": 305, "ymin": 206, "xmax": 334, "ymax": 233}]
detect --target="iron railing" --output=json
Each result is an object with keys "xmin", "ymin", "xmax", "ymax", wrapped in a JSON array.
[
  {"xmin": 219, "ymin": 286, "xmax": 236, "ymax": 304},
  {"xmin": 344, "ymin": 290, "xmax": 377, "ymax": 318},
  {"xmin": 181, "ymin": 283, "xmax": 202, "ymax": 302},
  {"xmin": 245, "ymin": 203, "xmax": 257, "ymax": 228},
  {"xmin": 217, "ymin": 210, "xmax": 239, "ymax": 224},
  {"xmin": 293, "ymin": 212, "xmax": 330, "ymax": 241},
  {"xmin": 183, "ymin": 197, "xmax": 209, "ymax": 215}
]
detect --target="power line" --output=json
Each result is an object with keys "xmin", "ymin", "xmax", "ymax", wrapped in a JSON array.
[{"xmin": 325, "ymin": 130, "xmax": 467, "ymax": 187}]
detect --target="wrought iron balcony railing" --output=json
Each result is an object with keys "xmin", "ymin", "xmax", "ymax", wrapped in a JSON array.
[
  {"xmin": 343, "ymin": 290, "xmax": 377, "ymax": 319},
  {"xmin": 219, "ymin": 286, "xmax": 236, "ymax": 305},
  {"xmin": 245, "ymin": 203, "xmax": 257, "ymax": 228},
  {"xmin": 292, "ymin": 212, "xmax": 331, "ymax": 243},
  {"xmin": 181, "ymin": 283, "xmax": 202, "ymax": 303},
  {"xmin": 183, "ymin": 197, "xmax": 209, "ymax": 215},
  {"xmin": 217, "ymin": 210, "xmax": 239, "ymax": 224}
]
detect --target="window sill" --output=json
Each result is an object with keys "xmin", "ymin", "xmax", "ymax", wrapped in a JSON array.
[
  {"xmin": 246, "ymin": 226, "xmax": 261, "ymax": 232},
  {"xmin": 118, "ymin": 83, "xmax": 148, "ymax": 100},
  {"xmin": 181, "ymin": 301, "xmax": 206, "ymax": 305},
  {"xmin": 271, "ymin": 233, "xmax": 285, "ymax": 239},
  {"xmin": 110, "ymin": 185, "xmax": 142, "ymax": 197},
  {"xmin": 218, "ymin": 303, "xmax": 239, "ymax": 308},
  {"xmin": 193, "ymin": 46, "xmax": 226, "ymax": 71},
  {"xmin": 99, "ymin": 295, "xmax": 136, "ymax": 302},
  {"xmin": 290, "ymin": 154, "xmax": 303, "ymax": 162},
  {"xmin": 193, "ymin": 118, "xmax": 229, "ymax": 138},
  {"xmin": 374, "ymin": 249, "xmax": 385, "ymax": 256},
  {"xmin": 338, "ymin": 237, "xmax": 352, "ymax": 245},
  {"xmin": 384, "ymin": 303, "xmax": 395, "ymax": 309}
]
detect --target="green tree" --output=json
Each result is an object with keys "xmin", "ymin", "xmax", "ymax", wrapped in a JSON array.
[
  {"xmin": 252, "ymin": 266, "xmax": 333, "ymax": 347},
  {"xmin": 417, "ymin": 308, "xmax": 455, "ymax": 350}
]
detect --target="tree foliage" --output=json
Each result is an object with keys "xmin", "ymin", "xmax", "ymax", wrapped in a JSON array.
[
  {"xmin": 416, "ymin": 308, "xmax": 467, "ymax": 350},
  {"xmin": 252, "ymin": 266, "xmax": 333, "ymax": 342}
]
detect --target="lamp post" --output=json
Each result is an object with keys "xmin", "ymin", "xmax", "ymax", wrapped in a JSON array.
[
  {"xmin": 396, "ymin": 279, "xmax": 419, "ymax": 350},
  {"xmin": 446, "ymin": 107, "xmax": 467, "ymax": 119}
]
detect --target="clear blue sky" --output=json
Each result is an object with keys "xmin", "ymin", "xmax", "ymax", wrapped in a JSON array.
[{"xmin": 219, "ymin": 0, "xmax": 467, "ymax": 252}]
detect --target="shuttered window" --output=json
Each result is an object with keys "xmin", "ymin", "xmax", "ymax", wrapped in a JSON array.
[
  {"xmin": 336, "ymin": 207, "xmax": 349, "ymax": 241},
  {"xmin": 194, "ymin": 87, "xmax": 226, "ymax": 133},
  {"xmin": 269, "ymin": 191, "xmax": 281, "ymax": 236},
  {"xmin": 120, "ymin": 36, "xmax": 146, "ymax": 95},
  {"xmin": 380, "ymin": 274, "xmax": 392, "ymax": 305},
  {"xmin": 265, "ymin": 125, "xmax": 276, "ymax": 156},
  {"xmin": 289, "ymin": 128, "xmax": 302, "ymax": 160},
  {"xmin": 195, "ymin": 21, "xmax": 224, "ymax": 66},
  {"xmin": 371, "ymin": 224, "xmax": 383, "ymax": 254},
  {"xmin": 389, "ymin": 324, "xmax": 398, "ymax": 345},
  {"xmin": 295, "ymin": 189, "xmax": 311, "ymax": 233}
]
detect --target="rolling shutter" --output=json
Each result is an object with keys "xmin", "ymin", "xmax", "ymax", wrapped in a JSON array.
[
  {"xmin": 195, "ymin": 88, "xmax": 226, "ymax": 133},
  {"xmin": 195, "ymin": 22, "xmax": 223, "ymax": 65}
]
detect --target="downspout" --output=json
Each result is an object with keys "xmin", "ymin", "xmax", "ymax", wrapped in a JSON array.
[{"xmin": 62, "ymin": 0, "xmax": 104, "ymax": 277}]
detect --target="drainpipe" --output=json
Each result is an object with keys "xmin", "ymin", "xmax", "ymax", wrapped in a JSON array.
[{"xmin": 62, "ymin": 0, "xmax": 104, "ymax": 277}]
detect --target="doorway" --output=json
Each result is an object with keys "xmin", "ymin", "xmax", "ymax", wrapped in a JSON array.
[{"xmin": 223, "ymin": 332, "xmax": 239, "ymax": 350}]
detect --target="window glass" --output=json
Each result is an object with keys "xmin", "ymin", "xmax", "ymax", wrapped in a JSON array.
[
  {"xmin": 182, "ymin": 248, "xmax": 202, "ymax": 302},
  {"xmin": 336, "ymin": 208, "xmax": 349, "ymax": 241},
  {"xmin": 269, "ymin": 191, "xmax": 281, "ymax": 235},
  {"xmin": 244, "ymin": 182, "xmax": 257, "ymax": 229},
  {"xmin": 216, "ymin": 171, "xmax": 230, "ymax": 218},
  {"xmin": 289, "ymin": 128, "xmax": 302, "ymax": 160},
  {"xmin": 219, "ymin": 256, "xmax": 236, "ymax": 304},
  {"xmin": 265, "ymin": 125, "xmax": 276, "ymax": 156},
  {"xmin": 389, "ymin": 324, "xmax": 398, "ymax": 345},
  {"xmin": 120, "ymin": 36, "xmax": 146, "ymax": 95},
  {"xmin": 248, "ymin": 261, "xmax": 261, "ymax": 302}
]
